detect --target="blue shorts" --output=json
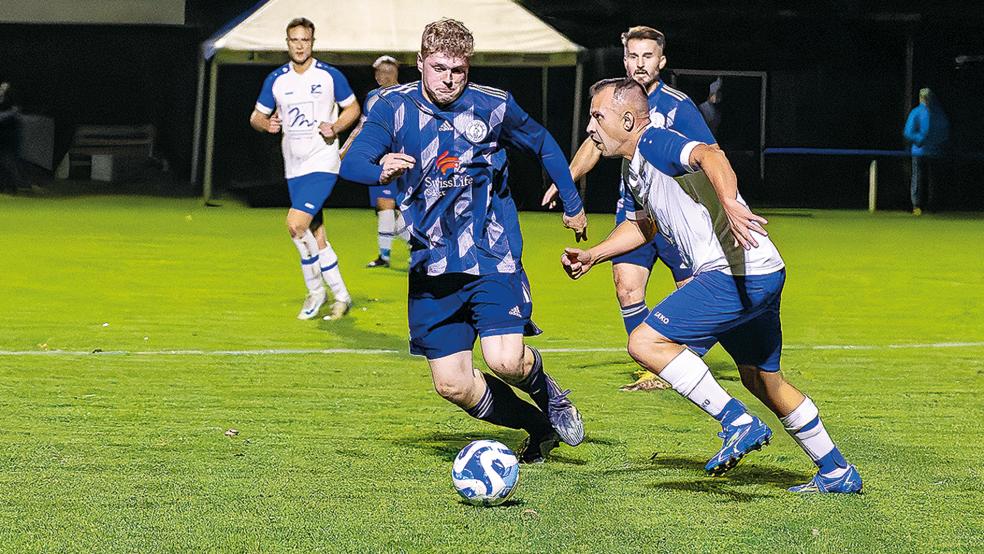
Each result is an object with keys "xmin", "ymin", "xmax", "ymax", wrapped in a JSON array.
[
  {"xmin": 644, "ymin": 269, "xmax": 786, "ymax": 371},
  {"xmin": 287, "ymin": 172, "xmax": 338, "ymax": 216},
  {"xmin": 368, "ymin": 184, "xmax": 396, "ymax": 206},
  {"xmin": 408, "ymin": 271, "xmax": 542, "ymax": 359},
  {"xmin": 612, "ymin": 232, "xmax": 693, "ymax": 282}
]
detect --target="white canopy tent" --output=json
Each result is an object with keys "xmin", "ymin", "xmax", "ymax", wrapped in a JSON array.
[{"xmin": 192, "ymin": 0, "xmax": 586, "ymax": 201}]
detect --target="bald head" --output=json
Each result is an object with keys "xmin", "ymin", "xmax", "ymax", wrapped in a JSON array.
[
  {"xmin": 589, "ymin": 77, "xmax": 649, "ymax": 116},
  {"xmin": 586, "ymin": 78, "xmax": 652, "ymax": 160}
]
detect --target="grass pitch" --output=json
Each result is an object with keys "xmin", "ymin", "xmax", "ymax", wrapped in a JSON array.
[{"xmin": 0, "ymin": 195, "xmax": 982, "ymax": 552}]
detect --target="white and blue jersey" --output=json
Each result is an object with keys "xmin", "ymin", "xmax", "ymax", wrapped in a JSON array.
[
  {"xmin": 255, "ymin": 59, "xmax": 356, "ymax": 179},
  {"xmin": 340, "ymin": 81, "xmax": 583, "ymax": 277},
  {"xmin": 623, "ymin": 126, "xmax": 786, "ymax": 370},
  {"xmin": 621, "ymin": 126, "xmax": 784, "ymax": 276},
  {"xmin": 615, "ymin": 81, "xmax": 715, "ymax": 225}
]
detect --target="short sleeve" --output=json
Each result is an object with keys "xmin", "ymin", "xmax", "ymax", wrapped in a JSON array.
[
  {"xmin": 255, "ymin": 70, "xmax": 279, "ymax": 115},
  {"xmin": 638, "ymin": 127, "xmax": 703, "ymax": 177},
  {"xmin": 328, "ymin": 66, "xmax": 356, "ymax": 107}
]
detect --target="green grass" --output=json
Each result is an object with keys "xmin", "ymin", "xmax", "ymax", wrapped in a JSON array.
[{"xmin": 1, "ymin": 195, "xmax": 982, "ymax": 552}]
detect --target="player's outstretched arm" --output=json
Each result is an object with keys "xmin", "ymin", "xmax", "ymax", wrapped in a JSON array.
[
  {"xmin": 500, "ymin": 94, "xmax": 588, "ymax": 241},
  {"xmin": 541, "ymin": 137, "xmax": 603, "ymax": 209},
  {"xmin": 690, "ymin": 144, "xmax": 768, "ymax": 250},
  {"xmin": 562, "ymin": 219, "xmax": 654, "ymax": 280}
]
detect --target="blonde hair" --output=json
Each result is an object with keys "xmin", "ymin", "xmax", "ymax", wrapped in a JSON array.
[{"xmin": 420, "ymin": 18, "xmax": 474, "ymax": 59}]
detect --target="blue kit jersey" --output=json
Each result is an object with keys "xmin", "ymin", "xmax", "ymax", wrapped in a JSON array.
[{"xmin": 341, "ymin": 81, "xmax": 583, "ymax": 277}]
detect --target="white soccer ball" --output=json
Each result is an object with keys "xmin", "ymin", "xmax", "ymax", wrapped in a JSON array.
[{"xmin": 451, "ymin": 440, "xmax": 520, "ymax": 506}]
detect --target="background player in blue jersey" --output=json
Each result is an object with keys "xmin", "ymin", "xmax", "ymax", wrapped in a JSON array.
[
  {"xmin": 340, "ymin": 55, "xmax": 409, "ymax": 268},
  {"xmin": 563, "ymin": 78, "xmax": 862, "ymax": 493},
  {"xmin": 249, "ymin": 18, "xmax": 360, "ymax": 320},
  {"xmin": 543, "ymin": 26, "xmax": 716, "ymax": 390},
  {"xmin": 341, "ymin": 19, "xmax": 588, "ymax": 463}
]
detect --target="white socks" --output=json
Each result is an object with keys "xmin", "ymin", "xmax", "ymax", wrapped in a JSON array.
[
  {"xmin": 377, "ymin": 209, "xmax": 396, "ymax": 260},
  {"xmin": 319, "ymin": 242, "xmax": 351, "ymax": 303},
  {"xmin": 292, "ymin": 228, "xmax": 349, "ymax": 303},
  {"xmin": 292, "ymin": 229, "xmax": 325, "ymax": 295},
  {"xmin": 781, "ymin": 397, "xmax": 848, "ymax": 477},
  {"xmin": 658, "ymin": 349, "xmax": 749, "ymax": 424}
]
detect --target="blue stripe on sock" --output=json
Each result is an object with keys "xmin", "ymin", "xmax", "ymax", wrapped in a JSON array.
[
  {"xmin": 378, "ymin": 232, "xmax": 395, "ymax": 237},
  {"xmin": 621, "ymin": 301, "xmax": 650, "ymax": 335},
  {"xmin": 816, "ymin": 446, "xmax": 848, "ymax": 474},
  {"xmin": 798, "ymin": 416, "xmax": 822, "ymax": 434},
  {"xmin": 301, "ymin": 255, "xmax": 320, "ymax": 266},
  {"xmin": 380, "ymin": 249, "xmax": 391, "ymax": 258},
  {"xmin": 320, "ymin": 261, "xmax": 338, "ymax": 272}
]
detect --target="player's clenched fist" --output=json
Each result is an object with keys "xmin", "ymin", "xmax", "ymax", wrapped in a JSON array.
[
  {"xmin": 266, "ymin": 115, "xmax": 282, "ymax": 134},
  {"xmin": 379, "ymin": 153, "xmax": 416, "ymax": 184},
  {"xmin": 561, "ymin": 247, "xmax": 595, "ymax": 280},
  {"xmin": 318, "ymin": 121, "xmax": 336, "ymax": 144}
]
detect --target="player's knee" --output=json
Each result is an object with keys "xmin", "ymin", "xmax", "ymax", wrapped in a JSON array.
[
  {"xmin": 485, "ymin": 352, "xmax": 524, "ymax": 380},
  {"xmin": 628, "ymin": 328, "xmax": 679, "ymax": 373},
  {"xmin": 738, "ymin": 364, "xmax": 785, "ymax": 394},
  {"xmin": 738, "ymin": 364, "xmax": 762, "ymax": 392},
  {"xmin": 286, "ymin": 219, "xmax": 308, "ymax": 238},
  {"xmin": 434, "ymin": 379, "xmax": 471, "ymax": 406},
  {"xmin": 626, "ymin": 329, "xmax": 656, "ymax": 369}
]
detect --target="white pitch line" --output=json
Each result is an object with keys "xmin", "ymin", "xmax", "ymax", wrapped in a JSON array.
[{"xmin": 0, "ymin": 342, "xmax": 983, "ymax": 357}]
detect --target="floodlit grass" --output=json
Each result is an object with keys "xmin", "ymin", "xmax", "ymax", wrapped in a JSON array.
[{"xmin": 1, "ymin": 196, "xmax": 982, "ymax": 551}]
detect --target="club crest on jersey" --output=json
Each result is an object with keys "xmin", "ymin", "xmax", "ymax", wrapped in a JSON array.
[
  {"xmin": 310, "ymin": 84, "xmax": 322, "ymax": 94},
  {"xmin": 465, "ymin": 119, "xmax": 488, "ymax": 143},
  {"xmin": 436, "ymin": 151, "xmax": 459, "ymax": 176}
]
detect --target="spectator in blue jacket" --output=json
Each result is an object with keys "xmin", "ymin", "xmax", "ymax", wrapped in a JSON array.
[{"xmin": 904, "ymin": 88, "xmax": 950, "ymax": 214}]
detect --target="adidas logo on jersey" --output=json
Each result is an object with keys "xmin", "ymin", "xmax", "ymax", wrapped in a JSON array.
[
  {"xmin": 439, "ymin": 121, "xmax": 454, "ymax": 132},
  {"xmin": 508, "ymin": 306, "xmax": 522, "ymax": 318}
]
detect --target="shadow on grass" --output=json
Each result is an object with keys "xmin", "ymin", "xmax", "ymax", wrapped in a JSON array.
[
  {"xmin": 394, "ymin": 430, "xmax": 589, "ymax": 465},
  {"xmin": 457, "ymin": 498, "xmax": 525, "ymax": 508},
  {"xmin": 595, "ymin": 454, "xmax": 812, "ymax": 490},
  {"xmin": 316, "ymin": 298, "xmax": 405, "ymax": 350},
  {"xmin": 649, "ymin": 480, "xmax": 773, "ymax": 502}
]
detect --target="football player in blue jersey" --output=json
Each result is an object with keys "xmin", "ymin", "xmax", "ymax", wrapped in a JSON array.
[
  {"xmin": 340, "ymin": 55, "xmax": 410, "ymax": 268},
  {"xmin": 249, "ymin": 18, "xmax": 360, "ymax": 320},
  {"xmin": 544, "ymin": 26, "xmax": 716, "ymax": 390},
  {"xmin": 562, "ymin": 78, "xmax": 862, "ymax": 493},
  {"xmin": 341, "ymin": 19, "xmax": 588, "ymax": 463}
]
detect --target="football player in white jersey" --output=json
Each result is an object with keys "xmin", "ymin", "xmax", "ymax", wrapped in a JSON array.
[
  {"xmin": 543, "ymin": 26, "xmax": 715, "ymax": 391},
  {"xmin": 249, "ymin": 17, "xmax": 360, "ymax": 320},
  {"xmin": 562, "ymin": 78, "xmax": 862, "ymax": 494}
]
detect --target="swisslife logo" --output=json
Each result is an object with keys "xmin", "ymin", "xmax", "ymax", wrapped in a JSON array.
[
  {"xmin": 424, "ymin": 150, "xmax": 472, "ymax": 197},
  {"xmin": 436, "ymin": 150, "xmax": 459, "ymax": 176}
]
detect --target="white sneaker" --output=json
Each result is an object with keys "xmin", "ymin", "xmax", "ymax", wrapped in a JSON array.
[
  {"xmin": 324, "ymin": 299, "xmax": 351, "ymax": 320},
  {"xmin": 297, "ymin": 291, "xmax": 327, "ymax": 320}
]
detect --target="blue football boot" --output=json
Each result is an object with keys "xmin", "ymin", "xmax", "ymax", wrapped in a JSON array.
[
  {"xmin": 788, "ymin": 465, "xmax": 863, "ymax": 494},
  {"xmin": 704, "ymin": 415, "xmax": 773, "ymax": 475},
  {"xmin": 544, "ymin": 375, "xmax": 584, "ymax": 446}
]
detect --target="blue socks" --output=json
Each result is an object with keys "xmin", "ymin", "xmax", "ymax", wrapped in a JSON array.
[{"xmin": 620, "ymin": 301, "xmax": 649, "ymax": 335}]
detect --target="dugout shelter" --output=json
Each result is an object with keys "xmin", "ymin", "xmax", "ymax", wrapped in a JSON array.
[{"xmin": 192, "ymin": 0, "xmax": 586, "ymax": 202}]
